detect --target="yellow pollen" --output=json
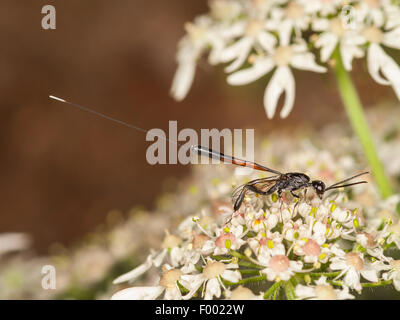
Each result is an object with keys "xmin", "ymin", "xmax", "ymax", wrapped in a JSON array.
[{"xmin": 244, "ymin": 248, "xmax": 252, "ymax": 257}]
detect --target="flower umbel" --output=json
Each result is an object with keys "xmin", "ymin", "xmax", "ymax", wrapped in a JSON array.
[
  {"xmin": 171, "ymin": 0, "xmax": 400, "ymax": 118},
  {"xmin": 112, "ymin": 186, "xmax": 400, "ymax": 299}
]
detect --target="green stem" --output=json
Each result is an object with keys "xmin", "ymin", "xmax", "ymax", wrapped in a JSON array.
[
  {"xmin": 264, "ymin": 281, "xmax": 283, "ymax": 299},
  {"xmin": 229, "ymin": 250, "xmax": 252, "ymax": 262},
  {"xmin": 328, "ymin": 279, "xmax": 393, "ymax": 288},
  {"xmin": 309, "ymin": 271, "xmax": 341, "ymax": 278},
  {"xmin": 222, "ymin": 274, "xmax": 266, "ymax": 287},
  {"xmin": 238, "ymin": 269, "xmax": 261, "ymax": 275},
  {"xmin": 361, "ymin": 279, "xmax": 393, "ymax": 288},
  {"xmin": 284, "ymin": 280, "xmax": 296, "ymax": 300},
  {"xmin": 332, "ymin": 47, "xmax": 393, "ymax": 199}
]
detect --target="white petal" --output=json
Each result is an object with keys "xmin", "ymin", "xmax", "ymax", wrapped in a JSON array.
[
  {"xmin": 181, "ymin": 274, "xmax": 205, "ymax": 299},
  {"xmin": 153, "ymin": 249, "xmax": 168, "ymax": 267},
  {"xmin": 336, "ymin": 286, "xmax": 355, "ymax": 300},
  {"xmin": 367, "ymin": 44, "xmax": 391, "ymax": 86},
  {"xmin": 312, "ymin": 18, "xmax": 330, "ymax": 32},
  {"xmin": 360, "ymin": 268, "xmax": 378, "ymax": 283},
  {"xmin": 329, "ymin": 260, "xmax": 347, "ymax": 270},
  {"xmin": 113, "ymin": 255, "xmax": 153, "ymax": 284},
  {"xmin": 227, "ymin": 57, "xmax": 274, "ymax": 85},
  {"xmin": 164, "ymin": 286, "xmax": 183, "ymax": 300},
  {"xmin": 221, "ymin": 270, "xmax": 241, "ymax": 283},
  {"xmin": 315, "ymin": 33, "xmax": 338, "ymax": 62},
  {"xmin": 219, "ymin": 37, "xmax": 252, "ymax": 63},
  {"xmin": 0, "ymin": 233, "xmax": 31, "ymax": 255},
  {"xmin": 205, "ymin": 278, "xmax": 221, "ymax": 300},
  {"xmin": 278, "ymin": 20, "xmax": 293, "ymax": 46},
  {"xmin": 380, "ymin": 54, "xmax": 400, "ymax": 101},
  {"xmin": 295, "ymin": 285, "xmax": 315, "ymax": 299},
  {"xmin": 343, "ymin": 268, "xmax": 360, "ymax": 290},
  {"xmin": 289, "ymin": 260, "xmax": 303, "ymax": 271},
  {"xmin": 111, "ymin": 286, "xmax": 164, "ymax": 300},
  {"xmin": 263, "ymin": 66, "xmax": 295, "ymax": 119},
  {"xmin": 257, "ymin": 31, "xmax": 277, "ymax": 53},
  {"xmin": 291, "ymin": 52, "xmax": 326, "ymax": 73},
  {"xmin": 170, "ymin": 61, "xmax": 196, "ymax": 101},
  {"xmin": 224, "ymin": 40, "xmax": 253, "ymax": 73},
  {"xmin": 393, "ymin": 278, "xmax": 400, "ymax": 291},
  {"xmin": 340, "ymin": 42, "xmax": 364, "ymax": 71}
]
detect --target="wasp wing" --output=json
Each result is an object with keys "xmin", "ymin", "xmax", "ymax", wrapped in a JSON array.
[{"xmin": 231, "ymin": 176, "xmax": 279, "ymax": 210}]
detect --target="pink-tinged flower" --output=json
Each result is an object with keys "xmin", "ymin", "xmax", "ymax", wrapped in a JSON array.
[
  {"xmin": 329, "ymin": 250, "xmax": 379, "ymax": 292},
  {"xmin": 259, "ymin": 253, "xmax": 303, "ymax": 281},
  {"xmin": 248, "ymin": 230, "xmax": 284, "ymax": 256}
]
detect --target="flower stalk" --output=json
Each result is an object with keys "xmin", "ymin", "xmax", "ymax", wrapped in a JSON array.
[{"xmin": 332, "ymin": 47, "xmax": 393, "ymax": 199}]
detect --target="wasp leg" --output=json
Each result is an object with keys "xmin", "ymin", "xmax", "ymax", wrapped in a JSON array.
[
  {"xmin": 229, "ymin": 184, "xmax": 268, "ymax": 225},
  {"xmin": 233, "ymin": 184, "xmax": 268, "ymax": 212},
  {"xmin": 290, "ymin": 191, "xmax": 300, "ymax": 198}
]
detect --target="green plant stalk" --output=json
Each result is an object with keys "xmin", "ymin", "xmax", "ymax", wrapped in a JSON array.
[
  {"xmin": 332, "ymin": 48, "xmax": 393, "ymax": 199},
  {"xmin": 223, "ymin": 274, "xmax": 266, "ymax": 286},
  {"xmin": 284, "ymin": 280, "xmax": 296, "ymax": 300},
  {"xmin": 264, "ymin": 281, "xmax": 283, "ymax": 299}
]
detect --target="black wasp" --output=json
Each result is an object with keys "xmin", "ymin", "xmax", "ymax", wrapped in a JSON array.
[{"xmin": 192, "ymin": 145, "xmax": 369, "ymax": 211}]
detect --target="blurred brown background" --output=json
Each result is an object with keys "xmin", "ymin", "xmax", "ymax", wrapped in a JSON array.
[{"xmin": 0, "ymin": 0, "xmax": 396, "ymax": 253}]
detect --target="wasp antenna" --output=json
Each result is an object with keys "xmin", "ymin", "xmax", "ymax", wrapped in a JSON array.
[
  {"xmin": 326, "ymin": 180, "xmax": 368, "ymax": 191},
  {"xmin": 49, "ymin": 94, "xmax": 182, "ymax": 146},
  {"xmin": 326, "ymin": 171, "xmax": 369, "ymax": 190}
]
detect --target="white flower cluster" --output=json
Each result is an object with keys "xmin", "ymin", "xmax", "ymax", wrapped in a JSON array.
[
  {"xmin": 111, "ymin": 187, "xmax": 400, "ymax": 300},
  {"xmin": 171, "ymin": 0, "xmax": 400, "ymax": 118}
]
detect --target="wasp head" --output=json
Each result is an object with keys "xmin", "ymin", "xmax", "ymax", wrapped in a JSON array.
[{"xmin": 311, "ymin": 180, "xmax": 326, "ymax": 199}]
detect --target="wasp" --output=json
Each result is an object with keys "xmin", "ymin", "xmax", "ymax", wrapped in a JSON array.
[{"xmin": 192, "ymin": 145, "xmax": 369, "ymax": 211}]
